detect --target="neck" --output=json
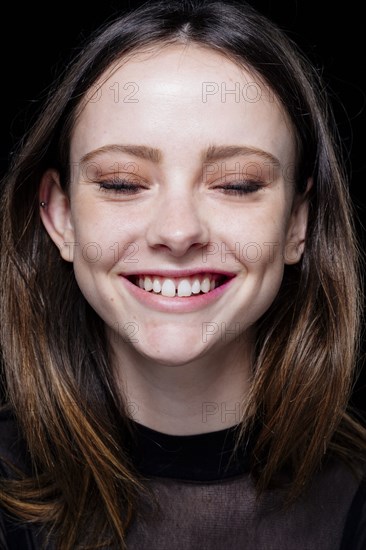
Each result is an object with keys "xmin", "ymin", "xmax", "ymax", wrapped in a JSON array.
[{"xmin": 109, "ymin": 330, "xmax": 254, "ymax": 435}]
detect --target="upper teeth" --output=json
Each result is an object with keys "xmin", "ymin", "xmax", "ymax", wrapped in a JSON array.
[{"xmin": 137, "ymin": 275, "xmax": 218, "ymax": 297}]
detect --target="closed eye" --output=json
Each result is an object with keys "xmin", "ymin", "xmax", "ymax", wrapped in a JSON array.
[
  {"xmin": 98, "ymin": 178, "xmax": 146, "ymax": 194},
  {"xmin": 97, "ymin": 178, "xmax": 264, "ymax": 196},
  {"xmin": 213, "ymin": 180, "xmax": 264, "ymax": 195}
]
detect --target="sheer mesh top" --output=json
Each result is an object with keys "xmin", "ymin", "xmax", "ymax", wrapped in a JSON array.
[{"xmin": 1, "ymin": 408, "xmax": 365, "ymax": 549}]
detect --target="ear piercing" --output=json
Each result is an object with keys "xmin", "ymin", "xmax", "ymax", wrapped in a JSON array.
[{"xmin": 40, "ymin": 201, "xmax": 47, "ymax": 208}]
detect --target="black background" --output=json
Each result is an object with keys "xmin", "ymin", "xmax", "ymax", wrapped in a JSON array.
[{"xmin": 1, "ymin": 1, "xmax": 365, "ymax": 412}]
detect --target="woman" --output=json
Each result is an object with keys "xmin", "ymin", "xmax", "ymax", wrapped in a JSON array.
[{"xmin": 1, "ymin": 1, "xmax": 365, "ymax": 548}]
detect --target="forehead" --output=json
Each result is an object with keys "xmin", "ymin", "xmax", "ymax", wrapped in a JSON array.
[{"xmin": 70, "ymin": 43, "xmax": 296, "ymax": 171}]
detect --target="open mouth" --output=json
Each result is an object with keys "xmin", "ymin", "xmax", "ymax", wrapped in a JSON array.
[{"xmin": 126, "ymin": 273, "xmax": 232, "ymax": 298}]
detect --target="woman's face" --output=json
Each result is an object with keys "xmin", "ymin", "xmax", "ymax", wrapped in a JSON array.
[{"xmin": 41, "ymin": 44, "xmax": 308, "ymax": 366}]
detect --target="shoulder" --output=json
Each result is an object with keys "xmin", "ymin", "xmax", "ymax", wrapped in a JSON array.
[
  {"xmin": 317, "ymin": 457, "xmax": 366, "ymax": 550},
  {"xmin": 339, "ymin": 470, "xmax": 366, "ymax": 550},
  {"xmin": 0, "ymin": 405, "xmax": 30, "ymax": 477},
  {"xmin": 0, "ymin": 406, "xmax": 47, "ymax": 549}
]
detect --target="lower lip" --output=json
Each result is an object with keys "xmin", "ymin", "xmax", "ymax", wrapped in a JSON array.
[{"xmin": 119, "ymin": 276, "xmax": 237, "ymax": 313}]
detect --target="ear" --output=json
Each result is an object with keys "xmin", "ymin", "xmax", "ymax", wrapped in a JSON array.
[
  {"xmin": 284, "ymin": 178, "xmax": 313, "ymax": 265},
  {"xmin": 39, "ymin": 169, "xmax": 76, "ymax": 263}
]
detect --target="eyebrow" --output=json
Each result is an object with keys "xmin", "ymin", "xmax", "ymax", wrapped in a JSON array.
[
  {"xmin": 80, "ymin": 144, "xmax": 161, "ymax": 165},
  {"xmin": 79, "ymin": 143, "xmax": 281, "ymax": 167},
  {"xmin": 203, "ymin": 144, "xmax": 280, "ymax": 167}
]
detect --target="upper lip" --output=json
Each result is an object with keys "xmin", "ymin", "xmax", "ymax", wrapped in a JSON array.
[{"xmin": 121, "ymin": 269, "xmax": 237, "ymax": 278}]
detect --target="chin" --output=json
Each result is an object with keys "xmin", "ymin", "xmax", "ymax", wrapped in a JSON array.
[{"xmin": 137, "ymin": 339, "xmax": 210, "ymax": 367}]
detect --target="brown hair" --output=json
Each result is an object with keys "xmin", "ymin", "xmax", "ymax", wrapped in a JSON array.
[{"xmin": 1, "ymin": 0, "xmax": 365, "ymax": 547}]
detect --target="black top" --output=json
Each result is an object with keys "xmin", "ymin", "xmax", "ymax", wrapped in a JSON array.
[
  {"xmin": 1, "ymin": 407, "xmax": 366, "ymax": 549},
  {"xmin": 126, "ymin": 417, "xmax": 253, "ymax": 481}
]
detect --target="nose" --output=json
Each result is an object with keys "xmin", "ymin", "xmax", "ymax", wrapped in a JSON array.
[{"xmin": 145, "ymin": 188, "xmax": 210, "ymax": 257}]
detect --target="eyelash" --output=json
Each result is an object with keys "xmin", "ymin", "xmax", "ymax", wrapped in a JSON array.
[
  {"xmin": 98, "ymin": 178, "xmax": 263, "ymax": 196},
  {"xmin": 98, "ymin": 179, "xmax": 144, "ymax": 194},
  {"xmin": 214, "ymin": 182, "xmax": 262, "ymax": 195}
]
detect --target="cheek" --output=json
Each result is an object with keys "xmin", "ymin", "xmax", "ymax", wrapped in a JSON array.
[
  {"xmin": 70, "ymin": 200, "xmax": 138, "ymax": 268},
  {"xmin": 70, "ymin": 223, "xmax": 119, "ymax": 324},
  {"xmin": 72, "ymin": 221, "xmax": 113, "ymax": 269},
  {"xmin": 220, "ymin": 208, "xmax": 289, "ymax": 269}
]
